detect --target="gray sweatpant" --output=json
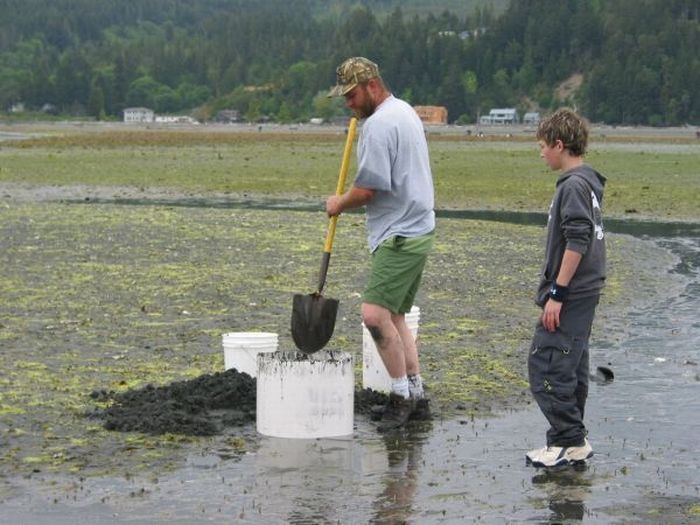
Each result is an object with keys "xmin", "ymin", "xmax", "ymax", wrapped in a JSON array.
[{"xmin": 528, "ymin": 295, "xmax": 599, "ymax": 447}]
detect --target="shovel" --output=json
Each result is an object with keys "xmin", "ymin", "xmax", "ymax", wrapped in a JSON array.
[{"xmin": 291, "ymin": 117, "xmax": 358, "ymax": 353}]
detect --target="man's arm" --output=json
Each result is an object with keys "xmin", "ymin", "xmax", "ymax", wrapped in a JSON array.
[{"xmin": 326, "ymin": 186, "xmax": 375, "ymax": 216}]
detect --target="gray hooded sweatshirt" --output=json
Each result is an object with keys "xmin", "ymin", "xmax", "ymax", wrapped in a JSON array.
[{"xmin": 535, "ymin": 164, "xmax": 607, "ymax": 307}]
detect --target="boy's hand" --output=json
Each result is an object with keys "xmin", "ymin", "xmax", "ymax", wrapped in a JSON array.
[{"xmin": 541, "ymin": 299, "xmax": 562, "ymax": 332}]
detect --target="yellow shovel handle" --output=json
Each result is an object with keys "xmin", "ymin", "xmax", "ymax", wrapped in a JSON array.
[{"xmin": 324, "ymin": 117, "xmax": 358, "ymax": 253}]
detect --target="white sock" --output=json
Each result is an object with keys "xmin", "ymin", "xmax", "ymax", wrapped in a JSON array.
[
  {"xmin": 391, "ymin": 376, "xmax": 410, "ymax": 399},
  {"xmin": 408, "ymin": 374, "xmax": 424, "ymax": 399}
]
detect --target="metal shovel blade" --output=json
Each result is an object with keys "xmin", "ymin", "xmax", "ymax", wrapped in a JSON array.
[{"xmin": 291, "ymin": 293, "xmax": 339, "ymax": 353}]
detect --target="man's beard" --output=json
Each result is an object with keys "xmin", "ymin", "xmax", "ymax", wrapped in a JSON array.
[{"xmin": 353, "ymin": 88, "xmax": 376, "ymax": 119}]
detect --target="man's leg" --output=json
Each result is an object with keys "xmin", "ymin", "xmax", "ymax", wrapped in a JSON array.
[
  {"xmin": 362, "ymin": 233, "xmax": 433, "ymax": 430},
  {"xmin": 363, "ymin": 302, "xmax": 407, "ymax": 381},
  {"xmin": 363, "ymin": 233, "xmax": 432, "ymax": 374},
  {"xmin": 392, "ymin": 311, "xmax": 418, "ymax": 376},
  {"xmin": 393, "ymin": 310, "xmax": 430, "ymax": 419},
  {"xmin": 363, "ymin": 303, "xmax": 415, "ymax": 431}
]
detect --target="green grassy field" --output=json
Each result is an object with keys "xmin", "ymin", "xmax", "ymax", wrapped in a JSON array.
[{"xmin": 1, "ymin": 126, "xmax": 698, "ymax": 221}]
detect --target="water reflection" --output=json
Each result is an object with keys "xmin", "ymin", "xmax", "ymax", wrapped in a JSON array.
[
  {"xmin": 530, "ymin": 465, "xmax": 592, "ymax": 523},
  {"xmin": 371, "ymin": 423, "xmax": 431, "ymax": 525},
  {"xmin": 255, "ymin": 436, "xmax": 356, "ymax": 524},
  {"xmin": 252, "ymin": 423, "xmax": 432, "ymax": 524}
]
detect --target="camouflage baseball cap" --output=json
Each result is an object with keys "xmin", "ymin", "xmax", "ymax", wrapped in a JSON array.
[{"xmin": 327, "ymin": 57, "xmax": 380, "ymax": 97}]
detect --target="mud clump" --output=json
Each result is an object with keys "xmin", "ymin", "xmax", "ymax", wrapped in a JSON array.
[
  {"xmin": 354, "ymin": 388, "xmax": 389, "ymax": 415},
  {"xmin": 90, "ymin": 368, "xmax": 390, "ymax": 436}
]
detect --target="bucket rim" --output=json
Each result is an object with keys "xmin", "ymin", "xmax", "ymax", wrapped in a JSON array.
[
  {"xmin": 258, "ymin": 350, "xmax": 353, "ymax": 364},
  {"xmin": 222, "ymin": 331, "xmax": 278, "ymax": 338}
]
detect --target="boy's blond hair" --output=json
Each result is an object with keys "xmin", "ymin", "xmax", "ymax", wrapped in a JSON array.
[{"xmin": 537, "ymin": 108, "xmax": 590, "ymax": 157}]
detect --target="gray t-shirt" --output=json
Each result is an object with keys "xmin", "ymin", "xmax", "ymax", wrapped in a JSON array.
[{"xmin": 354, "ymin": 95, "xmax": 435, "ymax": 252}]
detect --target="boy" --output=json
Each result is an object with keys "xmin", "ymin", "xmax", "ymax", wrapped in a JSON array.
[{"xmin": 526, "ymin": 108, "xmax": 606, "ymax": 468}]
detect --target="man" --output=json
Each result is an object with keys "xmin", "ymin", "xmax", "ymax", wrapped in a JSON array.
[{"xmin": 326, "ymin": 57, "xmax": 435, "ymax": 431}]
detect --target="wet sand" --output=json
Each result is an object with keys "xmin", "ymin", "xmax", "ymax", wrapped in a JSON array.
[{"xmin": 1, "ymin": 186, "xmax": 698, "ymax": 523}]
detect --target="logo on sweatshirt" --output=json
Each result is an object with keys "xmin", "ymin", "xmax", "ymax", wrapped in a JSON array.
[{"xmin": 591, "ymin": 191, "xmax": 604, "ymax": 240}]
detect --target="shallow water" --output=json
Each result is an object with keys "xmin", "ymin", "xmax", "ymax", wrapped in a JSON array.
[
  {"xmin": 2, "ymin": 230, "xmax": 699, "ymax": 525},
  {"xmin": 62, "ymin": 195, "xmax": 700, "ymax": 238}
]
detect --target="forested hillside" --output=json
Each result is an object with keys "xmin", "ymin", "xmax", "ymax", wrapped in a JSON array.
[{"xmin": 1, "ymin": 0, "xmax": 698, "ymax": 125}]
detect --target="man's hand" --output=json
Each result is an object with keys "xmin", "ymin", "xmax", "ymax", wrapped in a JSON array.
[
  {"xmin": 541, "ymin": 298, "xmax": 562, "ymax": 332},
  {"xmin": 326, "ymin": 195, "xmax": 343, "ymax": 217},
  {"xmin": 326, "ymin": 186, "xmax": 375, "ymax": 217}
]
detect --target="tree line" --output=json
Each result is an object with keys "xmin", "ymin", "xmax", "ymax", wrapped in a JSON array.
[{"xmin": 1, "ymin": 0, "xmax": 698, "ymax": 125}]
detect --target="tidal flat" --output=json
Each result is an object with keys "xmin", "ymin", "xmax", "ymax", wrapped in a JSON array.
[
  {"xmin": 0, "ymin": 124, "xmax": 698, "ymax": 522},
  {"xmin": 0, "ymin": 196, "xmax": 674, "ymax": 479}
]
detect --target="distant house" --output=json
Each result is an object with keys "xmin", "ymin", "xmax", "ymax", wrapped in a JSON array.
[
  {"xmin": 154, "ymin": 115, "xmax": 199, "ymax": 125},
  {"xmin": 41, "ymin": 103, "xmax": 58, "ymax": 115},
  {"xmin": 479, "ymin": 108, "xmax": 519, "ymax": 125},
  {"xmin": 123, "ymin": 107, "xmax": 154, "ymax": 123},
  {"xmin": 414, "ymin": 105, "xmax": 448, "ymax": 125},
  {"xmin": 459, "ymin": 27, "xmax": 487, "ymax": 40},
  {"xmin": 523, "ymin": 112, "xmax": 541, "ymax": 125},
  {"xmin": 215, "ymin": 110, "xmax": 241, "ymax": 123}
]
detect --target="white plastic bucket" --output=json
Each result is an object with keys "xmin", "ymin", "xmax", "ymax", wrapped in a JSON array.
[
  {"xmin": 222, "ymin": 332, "xmax": 278, "ymax": 377},
  {"xmin": 256, "ymin": 351, "xmax": 354, "ymax": 439},
  {"xmin": 362, "ymin": 306, "xmax": 420, "ymax": 393}
]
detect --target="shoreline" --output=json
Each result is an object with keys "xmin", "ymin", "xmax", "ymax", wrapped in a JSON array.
[{"xmin": 2, "ymin": 119, "xmax": 699, "ymax": 140}]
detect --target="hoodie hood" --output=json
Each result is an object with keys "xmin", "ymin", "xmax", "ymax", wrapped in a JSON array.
[{"xmin": 557, "ymin": 164, "xmax": 606, "ymax": 202}]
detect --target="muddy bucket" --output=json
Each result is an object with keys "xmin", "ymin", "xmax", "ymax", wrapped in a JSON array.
[
  {"xmin": 362, "ymin": 306, "xmax": 420, "ymax": 393},
  {"xmin": 256, "ymin": 350, "xmax": 354, "ymax": 439},
  {"xmin": 222, "ymin": 332, "xmax": 278, "ymax": 377}
]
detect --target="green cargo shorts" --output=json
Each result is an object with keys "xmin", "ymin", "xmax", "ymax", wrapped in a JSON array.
[{"xmin": 363, "ymin": 231, "xmax": 434, "ymax": 314}]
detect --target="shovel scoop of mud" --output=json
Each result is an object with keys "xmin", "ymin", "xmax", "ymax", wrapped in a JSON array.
[{"xmin": 291, "ymin": 292, "xmax": 339, "ymax": 353}]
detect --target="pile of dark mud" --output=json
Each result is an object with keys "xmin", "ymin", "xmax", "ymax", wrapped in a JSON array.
[
  {"xmin": 89, "ymin": 369, "xmax": 389, "ymax": 436},
  {"xmin": 89, "ymin": 368, "xmax": 257, "ymax": 436}
]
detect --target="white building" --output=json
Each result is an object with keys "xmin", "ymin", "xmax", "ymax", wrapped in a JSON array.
[
  {"xmin": 154, "ymin": 115, "xmax": 199, "ymax": 125},
  {"xmin": 479, "ymin": 108, "xmax": 519, "ymax": 125},
  {"xmin": 523, "ymin": 112, "xmax": 541, "ymax": 125},
  {"xmin": 123, "ymin": 107, "xmax": 155, "ymax": 123}
]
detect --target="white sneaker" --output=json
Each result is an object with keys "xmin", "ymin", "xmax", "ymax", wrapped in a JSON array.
[
  {"xmin": 566, "ymin": 438, "xmax": 594, "ymax": 462},
  {"xmin": 526, "ymin": 439, "xmax": 593, "ymax": 468},
  {"xmin": 525, "ymin": 446, "xmax": 550, "ymax": 465}
]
